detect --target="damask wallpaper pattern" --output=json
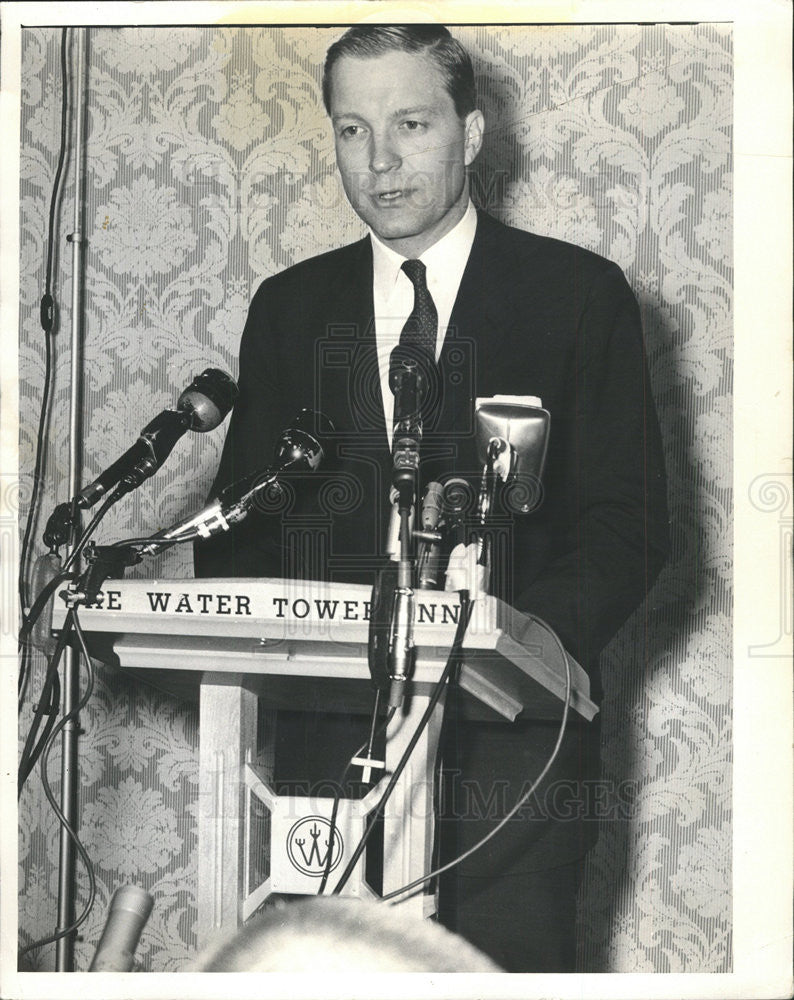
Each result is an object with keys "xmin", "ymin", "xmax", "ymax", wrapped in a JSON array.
[{"xmin": 18, "ymin": 24, "xmax": 732, "ymax": 972}]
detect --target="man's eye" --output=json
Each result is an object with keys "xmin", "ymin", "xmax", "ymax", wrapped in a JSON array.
[
  {"xmin": 401, "ymin": 120, "xmax": 424, "ymax": 131},
  {"xmin": 339, "ymin": 124, "xmax": 362, "ymax": 138}
]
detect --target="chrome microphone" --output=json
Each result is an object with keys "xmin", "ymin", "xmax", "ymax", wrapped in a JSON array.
[
  {"xmin": 387, "ymin": 582, "xmax": 414, "ymax": 708},
  {"xmin": 148, "ymin": 409, "xmax": 332, "ymax": 547},
  {"xmin": 474, "ymin": 397, "xmax": 549, "ymax": 515},
  {"xmin": 416, "ymin": 481, "xmax": 444, "ymax": 589},
  {"xmin": 473, "ymin": 397, "xmax": 550, "ymax": 589}
]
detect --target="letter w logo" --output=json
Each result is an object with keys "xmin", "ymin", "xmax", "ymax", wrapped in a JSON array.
[{"xmin": 286, "ymin": 816, "xmax": 343, "ymax": 877}]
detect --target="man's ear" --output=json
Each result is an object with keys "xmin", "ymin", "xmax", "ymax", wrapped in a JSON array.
[{"xmin": 463, "ymin": 110, "xmax": 485, "ymax": 165}]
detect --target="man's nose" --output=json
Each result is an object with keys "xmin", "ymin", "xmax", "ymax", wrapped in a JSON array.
[{"xmin": 369, "ymin": 132, "xmax": 401, "ymax": 173}]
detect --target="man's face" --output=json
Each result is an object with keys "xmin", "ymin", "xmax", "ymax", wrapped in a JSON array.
[{"xmin": 328, "ymin": 49, "xmax": 484, "ymax": 258}]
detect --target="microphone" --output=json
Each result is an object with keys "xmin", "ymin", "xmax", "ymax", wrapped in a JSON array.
[
  {"xmin": 27, "ymin": 551, "xmax": 63, "ymax": 655},
  {"xmin": 384, "ymin": 486, "xmax": 415, "ymax": 562},
  {"xmin": 389, "ymin": 354, "xmax": 425, "ymax": 508},
  {"xmin": 152, "ymin": 409, "xmax": 332, "ymax": 545},
  {"xmin": 387, "ymin": 582, "xmax": 414, "ymax": 708},
  {"xmin": 76, "ymin": 369, "xmax": 238, "ymax": 509},
  {"xmin": 416, "ymin": 481, "xmax": 443, "ymax": 589},
  {"xmin": 89, "ymin": 884, "xmax": 153, "ymax": 972}
]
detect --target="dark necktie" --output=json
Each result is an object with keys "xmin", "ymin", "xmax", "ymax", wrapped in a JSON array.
[
  {"xmin": 389, "ymin": 258, "xmax": 441, "ymax": 423},
  {"xmin": 394, "ymin": 258, "xmax": 438, "ymax": 366}
]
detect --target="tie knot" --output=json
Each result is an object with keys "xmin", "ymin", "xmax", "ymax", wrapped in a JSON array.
[{"xmin": 401, "ymin": 258, "xmax": 427, "ymax": 288}]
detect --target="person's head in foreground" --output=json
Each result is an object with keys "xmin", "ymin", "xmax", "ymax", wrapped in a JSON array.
[{"xmin": 195, "ymin": 897, "xmax": 503, "ymax": 972}]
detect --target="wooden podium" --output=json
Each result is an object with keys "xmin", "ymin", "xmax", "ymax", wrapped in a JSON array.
[{"xmin": 54, "ymin": 577, "xmax": 597, "ymax": 949}]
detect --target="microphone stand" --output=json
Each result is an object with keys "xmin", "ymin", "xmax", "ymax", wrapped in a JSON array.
[
  {"xmin": 387, "ymin": 500, "xmax": 415, "ymax": 709},
  {"xmin": 57, "ymin": 25, "xmax": 87, "ymax": 972},
  {"xmin": 385, "ymin": 359, "xmax": 424, "ymax": 709},
  {"xmin": 476, "ymin": 437, "xmax": 511, "ymax": 595}
]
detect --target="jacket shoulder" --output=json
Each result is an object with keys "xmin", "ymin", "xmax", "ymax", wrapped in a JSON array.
[
  {"xmin": 252, "ymin": 238, "xmax": 370, "ymax": 302},
  {"xmin": 475, "ymin": 210, "xmax": 621, "ymax": 282}
]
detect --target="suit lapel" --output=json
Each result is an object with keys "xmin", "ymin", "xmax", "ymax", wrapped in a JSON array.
[
  {"xmin": 427, "ymin": 212, "xmax": 513, "ymax": 477},
  {"xmin": 445, "ymin": 210, "xmax": 512, "ymax": 366},
  {"xmin": 320, "ymin": 236, "xmax": 389, "ymax": 449}
]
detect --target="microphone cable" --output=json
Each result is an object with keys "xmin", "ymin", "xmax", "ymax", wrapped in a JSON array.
[
  {"xmin": 61, "ymin": 489, "xmax": 125, "ymax": 573},
  {"xmin": 107, "ymin": 529, "xmax": 200, "ymax": 551},
  {"xmin": 331, "ymin": 591, "xmax": 474, "ymax": 897},
  {"xmin": 381, "ymin": 612, "xmax": 572, "ymax": 903},
  {"xmin": 18, "ymin": 513, "xmax": 240, "ymax": 790},
  {"xmin": 19, "ymin": 26, "xmax": 72, "ymax": 705},
  {"xmin": 18, "ymin": 594, "xmax": 75, "ymax": 794},
  {"xmin": 18, "ymin": 606, "xmax": 97, "ymax": 962},
  {"xmin": 317, "ymin": 699, "xmax": 396, "ymax": 896},
  {"xmin": 18, "ymin": 488, "xmax": 118, "ymax": 647},
  {"xmin": 18, "ymin": 489, "xmax": 124, "ymax": 790}
]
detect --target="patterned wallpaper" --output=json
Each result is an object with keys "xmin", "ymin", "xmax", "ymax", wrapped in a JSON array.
[{"xmin": 17, "ymin": 24, "xmax": 732, "ymax": 972}]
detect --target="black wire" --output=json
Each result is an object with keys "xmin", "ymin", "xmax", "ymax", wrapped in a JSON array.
[
  {"xmin": 18, "ymin": 490, "xmax": 119, "ymax": 722},
  {"xmin": 381, "ymin": 612, "xmax": 573, "ymax": 903},
  {"xmin": 18, "ymin": 608, "xmax": 97, "ymax": 960},
  {"xmin": 18, "ymin": 609, "xmax": 73, "ymax": 794},
  {"xmin": 19, "ymin": 491, "xmax": 175, "ymax": 658},
  {"xmin": 331, "ymin": 592, "xmax": 473, "ymax": 896},
  {"xmin": 18, "ymin": 488, "xmax": 148, "ymax": 787},
  {"xmin": 21, "ymin": 668, "xmax": 61, "ymax": 804},
  {"xmin": 317, "ymin": 703, "xmax": 396, "ymax": 895},
  {"xmin": 18, "ymin": 506, "xmax": 195, "ymax": 784},
  {"xmin": 317, "ymin": 746, "xmax": 365, "ymax": 897},
  {"xmin": 18, "ymin": 27, "xmax": 71, "ymax": 702},
  {"xmin": 61, "ymin": 491, "xmax": 121, "ymax": 573},
  {"xmin": 109, "ymin": 530, "xmax": 200, "ymax": 550},
  {"xmin": 19, "ymin": 562, "xmax": 73, "ymax": 711}
]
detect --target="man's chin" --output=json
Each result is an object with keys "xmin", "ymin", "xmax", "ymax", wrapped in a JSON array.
[
  {"xmin": 364, "ymin": 211, "xmax": 426, "ymax": 243},
  {"xmin": 372, "ymin": 224, "xmax": 424, "ymax": 245}
]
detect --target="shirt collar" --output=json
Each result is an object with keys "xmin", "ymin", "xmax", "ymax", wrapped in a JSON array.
[{"xmin": 370, "ymin": 199, "xmax": 477, "ymax": 296}]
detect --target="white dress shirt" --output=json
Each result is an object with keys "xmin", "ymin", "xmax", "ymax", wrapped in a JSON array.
[{"xmin": 370, "ymin": 200, "xmax": 478, "ymax": 443}]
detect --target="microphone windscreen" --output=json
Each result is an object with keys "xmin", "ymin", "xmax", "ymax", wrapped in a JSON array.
[
  {"xmin": 291, "ymin": 408, "xmax": 335, "ymax": 451},
  {"xmin": 178, "ymin": 369, "xmax": 239, "ymax": 431}
]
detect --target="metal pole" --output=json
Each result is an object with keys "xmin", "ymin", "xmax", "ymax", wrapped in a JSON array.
[{"xmin": 56, "ymin": 26, "xmax": 86, "ymax": 972}]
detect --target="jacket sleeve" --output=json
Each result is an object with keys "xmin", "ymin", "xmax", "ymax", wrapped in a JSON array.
[
  {"xmin": 515, "ymin": 262, "xmax": 670, "ymax": 666},
  {"xmin": 193, "ymin": 281, "xmax": 288, "ymax": 579}
]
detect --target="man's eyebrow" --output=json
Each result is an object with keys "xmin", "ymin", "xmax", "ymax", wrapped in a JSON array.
[
  {"xmin": 331, "ymin": 105, "xmax": 440, "ymax": 124},
  {"xmin": 389, "ymin": 105, "xmax": 439, "ymax": 118}
]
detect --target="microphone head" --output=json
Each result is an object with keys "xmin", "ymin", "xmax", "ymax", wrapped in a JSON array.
[
  {"xmin": 388, "ymin": 349, "xmax": 428, "ymax": 397},
  {"xmin": 421, "ymin": 482, "xmax": 444, "ymax": 529},
  {"xmin": 291, "ymin": 408, "xmax": 335, "ymax": 446},
  {"xmin": 178, "ymin": 369, "xmax": 239, "ymax": 431},
  {"xmin": 474, "ymin": 399, "xmax": 549, "ymax": 514},
  {"xmin": 272, "ymin": 409, "xmax": 334, "ymax": 471}
]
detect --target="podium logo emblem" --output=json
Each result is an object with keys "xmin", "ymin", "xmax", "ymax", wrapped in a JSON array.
[{"xmin": 286, "ymin": 816, "xmax": 343, "ymax": 876}]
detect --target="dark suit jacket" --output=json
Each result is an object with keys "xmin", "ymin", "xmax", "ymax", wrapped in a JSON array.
[
  {"xmin": 196, "ymin": 210, "xmax": 669, "ymax": 878},
  {"xmin": 197, "ymin": 210, "xmax": 669, "ymax": 693}
]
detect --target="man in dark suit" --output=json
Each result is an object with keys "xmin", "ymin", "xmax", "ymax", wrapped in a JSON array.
[{"xmin": 196, "ymin": 24, "xmax": 669, "ymax": 972}]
